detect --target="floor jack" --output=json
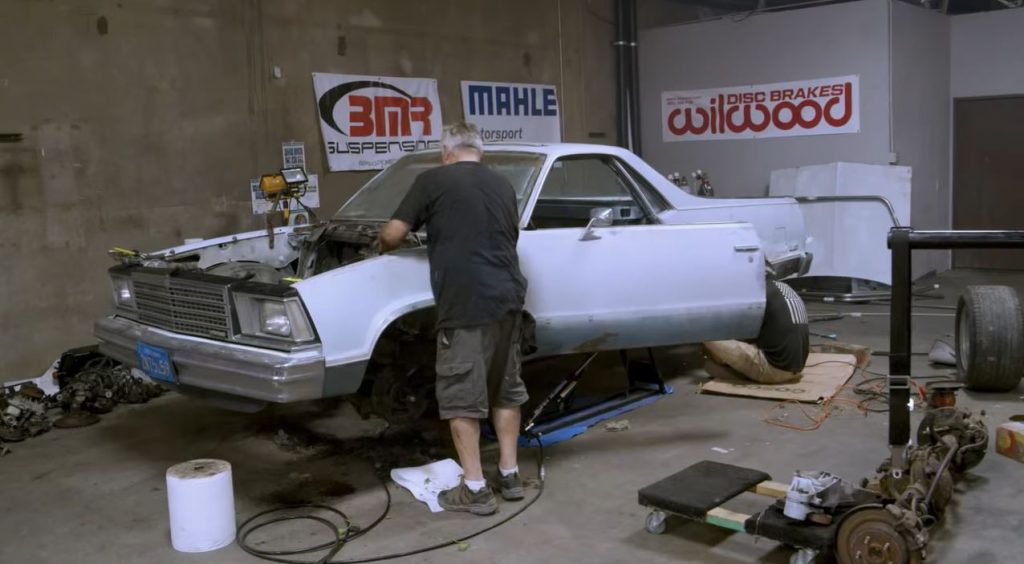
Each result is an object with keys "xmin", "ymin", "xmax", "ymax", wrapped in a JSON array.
[
  {"xmin": 516, "ymin": 348, "xmax": 672, "ymax": 447},
  {"xmin": 637, "ymin": 228, "xmax": 1002, "ymax": 563}
]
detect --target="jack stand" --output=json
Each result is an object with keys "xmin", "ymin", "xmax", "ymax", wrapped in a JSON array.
[{"xmin": 516, "ymin": 348, "xmax": 672, "ymax": 447}]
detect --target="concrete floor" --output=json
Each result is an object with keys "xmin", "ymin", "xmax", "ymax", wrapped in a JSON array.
[{"xmin": 2, "ymin": 270, "xmax": 1023, "ymax": 563}]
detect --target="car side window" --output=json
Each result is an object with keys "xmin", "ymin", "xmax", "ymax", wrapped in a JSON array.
[
  {"xmin": 528, "ymin": 156, "xmax": 650, "ymax": 229},
  {"xmin": 617, "ymin": 160, "xmax": 672, "ymax": 213}
]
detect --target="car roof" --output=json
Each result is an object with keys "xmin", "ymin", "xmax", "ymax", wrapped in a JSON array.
[{"xmin": 414, "ymin": 142, "xmax": 637, "ymax": 159}]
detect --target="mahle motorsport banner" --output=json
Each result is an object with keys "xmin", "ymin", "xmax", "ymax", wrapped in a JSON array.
[
  {"xmin": 461, "ymin": 81, "xmax": 561, "ymax": 143},
  {"xmin": 661, "ymin": 75, "xmax": 860, "ymax": 142},
  {"xmin": 313, "ymin": 73, "xmax": 442, "ymax": 171}
]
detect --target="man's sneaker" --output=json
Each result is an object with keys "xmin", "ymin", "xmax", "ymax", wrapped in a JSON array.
[
  {"xmin": 439, "ymin": 482, "xmax": 498, "ymax": 515},
  {"xmin": 498, "ymin": 471, "xmax": 525, "ymax": 501}
]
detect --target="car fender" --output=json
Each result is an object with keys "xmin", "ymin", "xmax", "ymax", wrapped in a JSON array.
[{"xmin": 293, "ymin": 248, "xmax": 434, "ymax": 390}]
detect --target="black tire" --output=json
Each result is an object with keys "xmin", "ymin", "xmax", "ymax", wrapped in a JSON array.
[
  {"xmin": 956, "ymin": 285, "xmax": 1024, "ymax": 392},
  {"xmin": 370, "ymin": 364, "xmax": 435, "ymax": 425}
]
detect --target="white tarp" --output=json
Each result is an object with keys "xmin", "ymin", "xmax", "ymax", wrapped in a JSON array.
[
  {"xmin": 313, "ymin": 73, "xmax": 442, "ymax": 171},
  {"xmin": 662, "ymin": 75, "xmax": 860, "ymax": 142},
  {"xmin": 770, "ymin": 162, "xmax": 911, "ymax": 285},
  {"xmin": 390, "ymin": 458, "xmax": 464, "ymax": 513},
  {"xmin": 461, "ymin": 80, "xmax": 561, "ymax": 143}
]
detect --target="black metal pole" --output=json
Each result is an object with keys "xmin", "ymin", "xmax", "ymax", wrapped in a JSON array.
[
  {"xmin": 627, "ymin": 0, "xmax": 641, "ymax": 156},
  {"xmin": 614, "ymin": 0, "xmax": 638, "ymax": 154},
  {"xmin": 906, "ymin": 230, "xmax": 1024, "ymax": 249},
  {"xmin": 888, "ymin": 227, "xmax": 913, "ymax": 471}
]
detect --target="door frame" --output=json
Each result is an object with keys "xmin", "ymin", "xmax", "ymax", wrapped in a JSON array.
[{"xmin": 951, "ymin": 94, "xmax": 1024, "ymax": 268}]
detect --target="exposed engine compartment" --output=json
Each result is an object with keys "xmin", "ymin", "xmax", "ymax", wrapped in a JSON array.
[
  {"xmin": 295, "ymin": 221, "xmax": 403, "ymax": 278},
  {"xmin": 110, "ymin": 220, "xmax": 422, "ymax": 285}
]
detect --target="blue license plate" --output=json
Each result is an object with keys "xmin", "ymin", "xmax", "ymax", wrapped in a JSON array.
[{"xmin": 137, "ymin": 342, "xmax": 176, "ymax": 383}]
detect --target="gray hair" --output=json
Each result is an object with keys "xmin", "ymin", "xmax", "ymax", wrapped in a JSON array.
[{"xmin": 441, "ymin": 121, "xmax": 484, "ymax": 154}]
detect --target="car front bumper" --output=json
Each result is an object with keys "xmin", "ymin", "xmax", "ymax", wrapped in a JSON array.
[{"xmin": 94, "ymin": 316, "xmax": 326, "ymax": 404}]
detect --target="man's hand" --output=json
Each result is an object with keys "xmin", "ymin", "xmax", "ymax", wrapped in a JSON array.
[{"xmin": 378, "ymin": 219, "xmax": 412, "ymax": 252}]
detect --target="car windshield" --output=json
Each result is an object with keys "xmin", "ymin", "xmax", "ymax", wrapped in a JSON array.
[{"xmin": 334, "ymin": 151, "xmax": 546, "ymax": 221}]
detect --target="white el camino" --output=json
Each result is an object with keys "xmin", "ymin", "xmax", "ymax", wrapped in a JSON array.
[{"xmin": 94, "ymin": 143, "xmax": 810, "ymax": 417}]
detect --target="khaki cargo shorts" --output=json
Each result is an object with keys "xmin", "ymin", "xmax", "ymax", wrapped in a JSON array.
[{"xmin": 435, "ymin": 313, "xmax": 529, "ymax": 420}]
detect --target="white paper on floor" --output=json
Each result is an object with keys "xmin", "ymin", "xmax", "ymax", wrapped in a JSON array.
[
  {"xmin": 5, "ymin": 357, "xmax": 61, "ymax": 395},
  {"xmin": 390, "ymin": 458, "xmax": 463, "ymax": 513}
]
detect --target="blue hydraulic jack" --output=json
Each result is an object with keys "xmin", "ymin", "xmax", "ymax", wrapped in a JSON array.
[{"xmin": 517, "ymin": 348, "xmax": 673, "ymax": 447}]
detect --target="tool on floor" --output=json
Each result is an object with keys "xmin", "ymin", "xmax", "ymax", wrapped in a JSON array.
[
  {"xmin": 516, "ymin": 348, "xmax": 671, "ymax": 447},
  {"xmin": 637, "ymin": 228, "xmax": 998, "ymax": 564}
]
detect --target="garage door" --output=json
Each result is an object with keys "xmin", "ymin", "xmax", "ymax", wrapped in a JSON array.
[{"xmin": 953, "ymin": 96, "xmax": 1024, "ymax": 269}]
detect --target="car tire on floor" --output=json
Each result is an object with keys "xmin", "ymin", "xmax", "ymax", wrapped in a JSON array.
[{"xmin": 955, "ymin": 285, "xmax": 1024, "ymax": 392}]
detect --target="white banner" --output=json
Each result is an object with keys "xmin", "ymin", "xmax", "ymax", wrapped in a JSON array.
[
  {"xmin": 313, "ymin": 73, "xmax": 442, "ymax": 171},
  {"xmin": 661, "ymin": 75, "xmax": 859, "ymax": 142},
  {"xmin": 461, "ymin": 81, "xmax": 561, "ymax": 143}
]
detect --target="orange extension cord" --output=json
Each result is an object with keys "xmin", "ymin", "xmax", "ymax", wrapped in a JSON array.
[{"xmin": 761, "ymin": 361, "xmax": 929, "ymax": 432}]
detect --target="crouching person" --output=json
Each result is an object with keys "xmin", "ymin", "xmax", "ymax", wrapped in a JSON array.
[{"xmin": 704, "ymin": 280, "xmax": 809, "ymax": 384}]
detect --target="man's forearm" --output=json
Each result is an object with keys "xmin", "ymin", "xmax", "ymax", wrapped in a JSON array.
[{"xmin": 379, "ymin": 219, "xmax": 412, "ymax": 252}]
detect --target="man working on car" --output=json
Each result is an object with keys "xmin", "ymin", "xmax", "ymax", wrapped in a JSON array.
[
  {"xmin": 378, "ymin": 121, "xmax": 529, "ymax": 516},
  {"xmin": 704, "ymin": 280, "xmax": 810, "ymax": 384}
]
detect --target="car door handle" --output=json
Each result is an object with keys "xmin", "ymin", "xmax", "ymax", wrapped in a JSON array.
[{"xmin": 733, "ymin": 245, "xmax": 760, "ymax": 252}]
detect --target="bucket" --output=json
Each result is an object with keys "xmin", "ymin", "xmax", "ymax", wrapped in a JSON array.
[{"xmin": 165, "ymin": 459, "xmax": 236, "ymax": 552}]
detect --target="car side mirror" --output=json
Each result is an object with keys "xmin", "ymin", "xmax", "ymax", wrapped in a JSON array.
[{"xmin": 580, "ymin": 207, "xmax": 614, "ymax": 241}]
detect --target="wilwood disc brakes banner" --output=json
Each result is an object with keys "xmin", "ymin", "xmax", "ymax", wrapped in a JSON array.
[
  {"xmin": 661, "ymin": 75, "xmax": 859, "ymax": 142},
  {"xmin": 313, "ymin": 73, "xmax": 442, "ymax": 171}
]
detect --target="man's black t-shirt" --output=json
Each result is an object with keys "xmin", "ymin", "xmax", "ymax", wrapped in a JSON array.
[
  {"xmin": 757, "ymin": 280, "xmax": 810, "ymax": 373},
  {"xmin": 391, "ymin": 160, "xmax": 527, "ymax": 329}
]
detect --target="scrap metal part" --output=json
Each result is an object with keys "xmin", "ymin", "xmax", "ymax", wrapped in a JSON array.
[
  {"xmin": 53, "ymin": 410, "xmax": 102, "ymax": 429},
  {"xmin": 55, "ymin": 360, "xmax": 163, "ymax": 414},
  {"xmin": 0, "ymin": 382, "xmax": 53, "ymax": 442},
  {"xmin": 0, "ymin": 351, "xmax": 166, "ymax": 447},
  {"xmin": 784, "ymin": 471, "xmax": 861, "ymax": 522},
  {"xmin": 836, "ymin": 507, "xmax": 925, "ymax": 564}
]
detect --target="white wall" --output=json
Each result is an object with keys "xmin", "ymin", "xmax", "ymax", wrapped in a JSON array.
[
  {"xmin": 892, "ymin": 1, "xmax": 951, "ymax": 276},
  {"xmin": 639, "ymin": 0, "xmax": 956, "ymax": 277},
  {"xmin": 638, "ymin": 0, "xmax": 893, "ymax": 197},
  {"xmin": 951, "ymin": 7, "xmax": 1024, "ymax": 98}
]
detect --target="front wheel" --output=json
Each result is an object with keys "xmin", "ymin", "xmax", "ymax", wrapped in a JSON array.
[{"xmin": 370, "ymin": 364, "xmax": 435, "ymax": 425}]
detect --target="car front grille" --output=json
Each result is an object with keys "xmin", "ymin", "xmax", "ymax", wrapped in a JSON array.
[{"xmin": 131, "ymin": 273, "xmax": 232, "ymax": 339}]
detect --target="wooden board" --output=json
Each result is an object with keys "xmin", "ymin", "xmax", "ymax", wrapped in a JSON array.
[{"xmin": 700, "ymin": 352, "xmax": 857, "ymax": 403}]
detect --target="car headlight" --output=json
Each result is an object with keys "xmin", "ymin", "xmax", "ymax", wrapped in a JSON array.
[
  {"xmin": 235, "ymin": 293, "xmax": 315, "ymax": 342},
  {"xmin": 111, "ymin": 276, "xmax": 135, "ymax": 309},
  {"xmin": 260, "ymin": 300, "xmax": 291, "ymax": 337}
]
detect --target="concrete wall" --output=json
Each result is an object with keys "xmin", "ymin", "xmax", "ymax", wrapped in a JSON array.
[
  {"xmin": 891, "ymin": 1, "xmax": 951, "ymax": 276},
  {"xmin": 950, "ymin": 7, "xmax": 1024, "ymax": 98},
  {"xmin": 0, "ymin": 0, "xmax": 617, "ymax": 381},
  {"xmin": 639, "ymin": 0, "xmax": 894, "ymax": 197}
]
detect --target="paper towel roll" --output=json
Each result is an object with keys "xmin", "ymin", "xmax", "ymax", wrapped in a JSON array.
[{"xmin": 166, "ymin": 459, "xmax": 236, "ymax": 553}]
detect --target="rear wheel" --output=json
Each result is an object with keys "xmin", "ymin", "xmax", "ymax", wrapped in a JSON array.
[
  {"xmin": 835, "ymin": 508, "xmax": 923, "ymax": 564},
  {"xmin": 955, "ymin": 285, "xmax": 1024, "ymax": 392}
]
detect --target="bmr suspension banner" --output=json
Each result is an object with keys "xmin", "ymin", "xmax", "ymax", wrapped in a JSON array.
[
  {"xmin": 313, "ymin": 73, "xmax": 442, "ymax": 171},
  {"xmin": 661, "ymin": 75, "xmax": 859, "ymax": 142},
  {"xmin": 461, "ymin": 81, "xmax": 561, "ymax": 143}
]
